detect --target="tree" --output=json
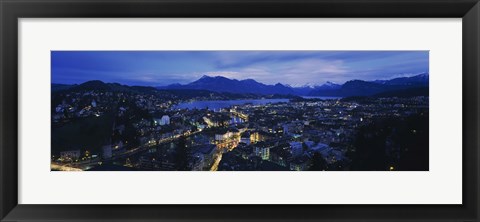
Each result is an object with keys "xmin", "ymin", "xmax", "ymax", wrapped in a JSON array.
[
  {"xmin": 309, "ymin": 152, "xmax": 327, "ymax": 171},
  {"xmin": 174, "ymin": 136, "xmax": 190, "ymax": 170},
  {"xmin": 350, "ymin": 123, "xmax": 389, "ymax": 170},
  {"xmin": 350, "ymin": 114, "xmax": 429, "ymax": 171}
]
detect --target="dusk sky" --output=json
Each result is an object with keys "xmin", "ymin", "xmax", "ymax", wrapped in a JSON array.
[{"xmin": 51, "ymin": 51, "xmax": 429, "ymax": 87}]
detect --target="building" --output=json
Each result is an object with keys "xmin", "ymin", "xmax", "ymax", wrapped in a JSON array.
[
  {"xmin": 215, "ymin": 129, "xmax": 240, "ymax": 141},
  {"xmin": 215, "ymin": 131, "xmax": 233, "ymax": 141},
  {"xmin": 289, "ymin": 141, "xmax": 303, "ymax": 157},
  {"xmin": 250, "ymin": 131, "xmax": 270, "ymax": 143},
  {"xmin": 310, "ymin": 143, "xmax": 329, "ymax": 152},
  {"xmin": 254, "ymin": 142, "xmax": 274, "ymax": 160},
  {"xmin": 137, "ymin": 153, "xmax": 175, "ymax": 170},
  {"xmin": 290, "ymin": 156, "xmax": 310, "ymax": 171},
  {"xmin": 214, "ymin": 129, "xmax": 240, "ymax": 150},
  {"xmin": 191, "ymin": 144, "xmax": 217, "ymax": 171},
  {"xmin": 282, "ymin": 122, "xmax": 304, "ymax": 136},
  {"xmin": 240, "ymin": 132, "xmax": 251, "ymax": 145},
  {"xmin": 60, "ymin": 150, "xmax": 81, "ymax": 161},
  {"xmin": 282, "ymin": 124, "xmax": 289, "ymax": 135},
  {"xmin": 112, "ymin": 141, "xmax": 126, "ymax": 155},
  {"xmin": 102, "ymin": 145, "xmax": 112, "ymax": 159},
  {"xmin": 270, "ymin": 145, "xmax": 292, "ymax": 167},
  {"xmin": 159, "ymin": 115, "xmax": 170, "ymax": 125}
]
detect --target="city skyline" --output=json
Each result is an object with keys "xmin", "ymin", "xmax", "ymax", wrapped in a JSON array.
[
  {"xmin": 51, "ymin": 50, "xmax": 429, "ymax": 171},
  {"xmin": 52, "ymin": 51, "xmax": 429, "ymax": 86}
]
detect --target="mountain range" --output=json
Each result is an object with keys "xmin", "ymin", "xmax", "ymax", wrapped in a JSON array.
[
  {"xmin": 158, "ymin": 75, "xmax": 297, "ymax": 95},
  {"xmin": 158, "ymin": 73, "xmax": 428, "ymax": 97},
  {"xmin": 52, "ymin": 73, "xmax": 428, "ymax": 98}
]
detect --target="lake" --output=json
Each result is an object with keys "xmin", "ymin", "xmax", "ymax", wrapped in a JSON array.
[
  {"xmin": 301, "ymin": 96, "xmax": 343, "ymax": 100},
  {"xmin": 172, "ymin": 99, "xmax": 290, "ymax": 111}
]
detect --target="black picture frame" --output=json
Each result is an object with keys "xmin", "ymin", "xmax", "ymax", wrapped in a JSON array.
[{"xmin": 1, "ymin": 0, "xmax": 479, "ymax": 221}]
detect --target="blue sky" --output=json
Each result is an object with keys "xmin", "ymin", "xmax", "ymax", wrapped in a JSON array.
[{"xmin": 51, "ymin": 51, "xmax": 428, "ymax": 86}]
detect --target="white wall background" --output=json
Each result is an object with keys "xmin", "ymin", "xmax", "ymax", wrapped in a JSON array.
[{"xmin": 18, "ymin": 18, "xmax": 462, "ymax": 204}]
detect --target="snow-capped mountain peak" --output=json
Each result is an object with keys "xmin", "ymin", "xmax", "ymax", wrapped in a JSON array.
[
  {"xmin": 302, "ymin": 83, "xmax": 319, "ymax": 88},
  {"xmin": 317, "ymin": 81, "xmax": 341, "ymax": 89}
]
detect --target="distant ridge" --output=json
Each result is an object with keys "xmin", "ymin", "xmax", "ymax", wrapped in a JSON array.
[
  {"xmin": 308, "ymin": 73, "xmax": 429, "ymax": 97},
  {"xmin": 53, "ymin": 73, "xmax": 429, "ymax": 98},
  {"xmin": 52, "ymin": 83, "xmax": 75, "ymax": 92},
  {"xmin": 70, "ymin": 80, "xmax": 158, "ymax": 94},
  {"xmin": 51, "ymin": 79, "xmax": 297, "ymax": 100},
  {"xmin": 159, "ymin": 75, "xmax": 295, "ymax": 95},
  {"xmin": 160, "ymin": 73, "xmax": 429, "ymax": 97}
]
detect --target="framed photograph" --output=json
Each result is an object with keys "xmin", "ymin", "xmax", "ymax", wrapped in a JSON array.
[{"xmin": 1, "ymin": 0, "xmax": 479, "ymax": 221}]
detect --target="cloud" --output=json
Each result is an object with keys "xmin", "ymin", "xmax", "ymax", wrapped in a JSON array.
[
  {"xmin": 52, "ymin": 51, "xmax": 429, "ymax": 86},
  {"xmin": 203, "ymin": 71, "xmax": 242, "ymax": 79},
  {"xmin": 212, "ymin": 51, "xmax": 323, "ymax": 69},
  {"xmin": 385, "ymin": 72, "xmax": 428, "ymax": 79},
  {"xmin": 203, "ymin": 58, "xmax": 350, "ymax": 85}
]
